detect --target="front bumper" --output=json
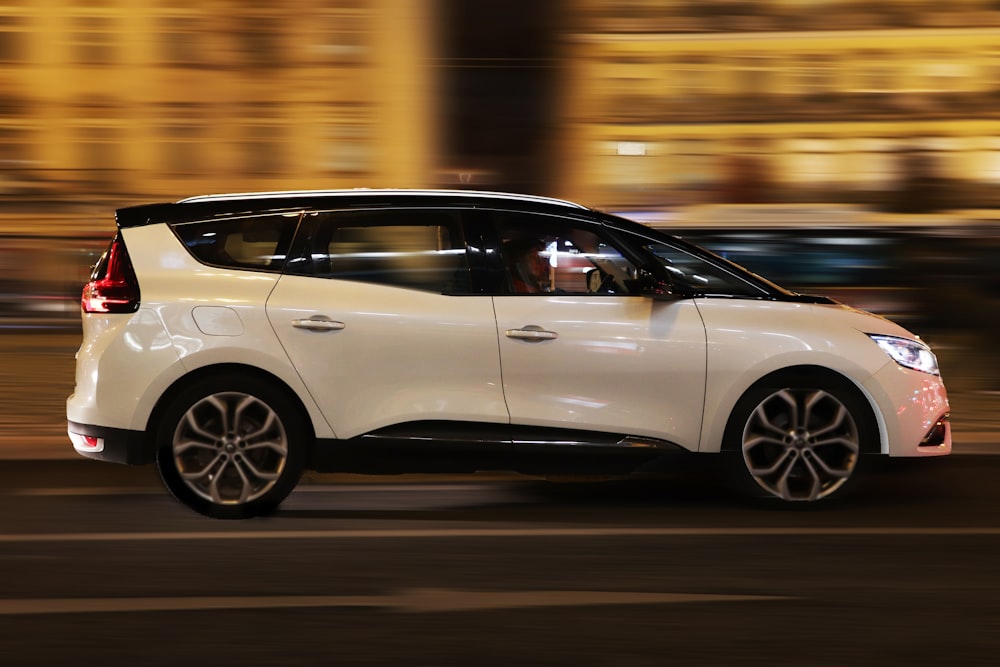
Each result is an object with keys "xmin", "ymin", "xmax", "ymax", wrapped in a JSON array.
[
  {"xmin": 67, "ymin": 421, "xmax": 155, "ymax": 465},
  {"xmin": 862, "ymin": 361, "xmax": 952, "ymax": 457},
  {"xmin": 916, "ymin": 413, "xmax": 951, "ymax": 453}
]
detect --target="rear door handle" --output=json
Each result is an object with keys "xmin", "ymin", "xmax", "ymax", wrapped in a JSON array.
[
  {"xmin": 292, "ymin": 316, "xmax": 346, "ymax": 332},
  {"xmin": 505, "ymin": 325, "xmax": 558, "ymax": 342}
]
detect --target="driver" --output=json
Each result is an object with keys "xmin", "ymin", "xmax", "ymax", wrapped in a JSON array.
[{"xmin": 504, "ymin": 237, "xmax": 550, "ymax": 293}]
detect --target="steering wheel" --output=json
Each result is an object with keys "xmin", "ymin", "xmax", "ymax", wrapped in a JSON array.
[{"xmin": 586, "ymin": 269, "xmax": 616, "ymax": 293}]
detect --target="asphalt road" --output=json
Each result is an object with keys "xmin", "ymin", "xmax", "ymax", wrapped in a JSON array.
[{"xmin": 1, "ymin": 455, "xmax": 999, "ymax": 666}]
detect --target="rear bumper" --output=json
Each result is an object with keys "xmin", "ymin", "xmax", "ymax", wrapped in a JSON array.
[{"xmin": 67, "ymin": 421, "xmax": 155, "ymax": 465}]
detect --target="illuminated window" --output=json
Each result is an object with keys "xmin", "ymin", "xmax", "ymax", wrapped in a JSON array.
[
  {"xmin": 0, "ymin": 90, "xmax": 26, "ymax": 117},
  {"xmin": 920, "ymin": 52, "xmax": 969, "ymax": 94},
  {"xmin": 975, "ymin": 137, "xmax": 1000, "ymax": 183},
  {"xmin": 674, "ymin": 55, "xmax": 717, "ymax": 105},
  {"xmin": 785, "ymin": 138, "xmax": 840, "ymax": 185},
  {"xmin": 732, "ymin": 55, "xmax": 774, "ymax": 97},
  {"xmin": 78, "ymin": 125, "xmax": 120, "ymax": 185},
  {"xmin": 238, "ymin": 14, "xmax": 281, "ymax": 69},
  {"xmin": 596, "ymin": 140, "xmax": 662, "ymax": 196},
  {"xmin": 845, "ymin": 138, "xmax": 898, "ymax": 190},
  {"xmin": 0, "ymin": 126, "xmax": 33, "ymax": 175},
  {"xmin": 243, "ymin": 124, "xmax": 285, "ymax": 175},
  {"xmin": 796, "ymin": 54, "xmax": 835, "ymax": 99},
  {"xmin": 162, "ymin": 124, "xmax": 202, "ymax": 176},
  {"xmin": 988, "ymin": 50, "xmax": 1000, "ymax": 95},
  {"xmin": 323, "ymin": 103, "xmax": 373, "ymax": 174},
  {"xmin": 856, "ymin": 51, "xmax": 894, "ymax": 94},
  {"xmin": 158, "ymin": 14, "xmax": 203, "ymax": 66},
  {"xmin": 314, "ymin": 8, "xmax": 370, "ymax": 62},
  {"xmin": 72, "ymin": 16, "xmax": 116, "ymax": 65},
  {"xmin": 671, "ymin": 138, "xmax": 718, "ymax": 189},
  {"xmin": 0, "ymin": 16, "xmax": 25, "ymax": 63}
]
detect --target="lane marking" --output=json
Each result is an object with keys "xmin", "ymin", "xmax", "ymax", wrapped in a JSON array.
[
  {"xmin": 2, "ymin": 526, "xmax": 1000, "ymax": 543},
  {"xmin": 10, "ymin": 483, "xmax": 487, "ymax": 497},
  {"xmin": 12, "ymin": 488, "xmax": 162, "ymax": 496},
  {"xmin": 0, "ymin": 588, "xmax": 793, "ymax": 615}
]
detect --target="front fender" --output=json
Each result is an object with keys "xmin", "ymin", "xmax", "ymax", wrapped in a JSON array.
[{"xmin": 694, "ymin": 299, "xmax": 897, "ymax": 452}]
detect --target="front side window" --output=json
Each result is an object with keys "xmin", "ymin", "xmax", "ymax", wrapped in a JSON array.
[
  {"xmin": 645, "ymin": 242, "xmax": 767, "ymax": 297},
  {"xmin": 287, "ymin": 209, "xmax": 470, "ymax": 294},
  {"xmin": 492, "ymin": 211, "xmax": 641, "ymax": 295},
  {"xmin": 171, "ymin": 213, "xmax": 300, "ymax": 271}
]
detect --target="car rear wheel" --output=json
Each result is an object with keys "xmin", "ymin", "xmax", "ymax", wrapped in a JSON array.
[
  {"xmin": 155, "ymin": 374, "xmax": 306, "ymax": 519},
  {"xmin": 724, "ymin": 372, "xmax": 877, "ymax": 502}
]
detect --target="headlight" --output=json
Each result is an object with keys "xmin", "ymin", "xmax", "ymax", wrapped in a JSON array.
[{"xmin": 868, "ymin": 334, "xmax": 939, "ymax": 375}]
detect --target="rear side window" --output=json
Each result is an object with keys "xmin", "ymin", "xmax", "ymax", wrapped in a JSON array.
[
  {"xmin": 171, "ymin": 213, "xmax": 301, "ymax": 271},
  {"xmin": 287, "ymin": 209, "xmax": 470, "ymax": 294}
]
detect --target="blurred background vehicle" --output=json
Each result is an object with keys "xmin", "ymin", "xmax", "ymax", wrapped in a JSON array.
[{"xmin": 629, "ymin": 204, "xmax": 1000, "ymax": 335}]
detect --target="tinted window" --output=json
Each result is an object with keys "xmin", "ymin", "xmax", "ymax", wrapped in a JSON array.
[
  {"xmin": 171, "ymin": 213, "xmax": 300, "ymax": 271},
  {"xmin": 645, "ymin": 242, "xmax": 767, "ymax": 297},
  {"xmin": 287, "ymin": 209, "xmax": 470, "ymax": 294},
  {"xmin": 491, "ymin": 211, "xmax": 641, "ymax": 295}
]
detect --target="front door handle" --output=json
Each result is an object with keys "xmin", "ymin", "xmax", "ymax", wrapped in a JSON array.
[
  {"xmin": 292, "ymin": 316, "xmax": 346, "ymax": 332},
  {"xmin": 505, "ymin": 325, "xmax": 558, "ymax": 342}
]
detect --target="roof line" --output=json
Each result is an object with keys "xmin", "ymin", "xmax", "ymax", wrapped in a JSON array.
[{"xmin": 177, "ymin": 189, "xmax": 587, "ymax": 210}]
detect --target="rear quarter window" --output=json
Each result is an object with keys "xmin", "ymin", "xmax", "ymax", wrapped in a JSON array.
[{"xmin": 170, "ymin": 213, "xmax": 301, "ymax": 271}]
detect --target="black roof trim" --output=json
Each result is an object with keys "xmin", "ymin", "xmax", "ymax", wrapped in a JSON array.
[{"xmin": 115, "ymin": 190, "xmax": 591, "ymax": 229}]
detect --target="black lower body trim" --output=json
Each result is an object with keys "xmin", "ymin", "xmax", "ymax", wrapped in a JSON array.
[
  {"xmin": 67, "ymin": 421, "xmax": 155, "ymax": 465},
  {"xmin": 307, "ymin": 421, "xmax": 686, "ymax": 475}
]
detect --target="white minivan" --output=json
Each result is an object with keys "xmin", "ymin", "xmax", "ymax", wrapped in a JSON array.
[{"xmin": 67, "ymin": 190, "xmax": 951, "ymax": 518}]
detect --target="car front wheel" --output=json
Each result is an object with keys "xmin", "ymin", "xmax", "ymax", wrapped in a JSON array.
[
  {"xmin": 155, "ymin": 374, "xmax": 306, "ymax": 519},
  {"xmin": 724, "ymin": 372, "xmax": 877, "ymax": 502}
]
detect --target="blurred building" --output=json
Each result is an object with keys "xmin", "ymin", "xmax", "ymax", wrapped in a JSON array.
[
  {"xmin": 2, "ymin": 1, "xmax": 1000, "ymax": 212},
  {"xmin": 562, "ymin": 1, "xmax": 1000, "ymax": 211},
  {"xmin": 0, "ymin": 0, "xmax": 437, "ymax": 204}
]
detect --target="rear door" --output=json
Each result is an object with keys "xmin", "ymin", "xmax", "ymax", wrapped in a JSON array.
[{"xmin": 266, "ymin": 207, "xmax": 508, "ymax": 439}]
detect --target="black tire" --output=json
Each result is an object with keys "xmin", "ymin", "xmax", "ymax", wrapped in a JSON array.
[
  {"xmin": 155, "ymin": 373, "xmax": 307, "ymax": 519},
  {"xmin": 721, "ymin": 370, "xmax": 878, "ymax": 503}
]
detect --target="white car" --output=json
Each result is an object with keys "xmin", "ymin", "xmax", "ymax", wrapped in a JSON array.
[{"xmin": 67, "ymin": 190, "xmax": 951, "ymax": 518}]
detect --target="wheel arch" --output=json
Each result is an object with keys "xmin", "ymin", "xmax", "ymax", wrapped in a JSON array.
[
  {"xmin": 718, "ymin": 364, "xmax": 884, "ymax": 456},
  {"xmin": 144, "ymin": 363, "xmax": 319, "ymax": 460}
]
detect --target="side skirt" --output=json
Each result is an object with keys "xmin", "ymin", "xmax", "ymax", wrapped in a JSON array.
[{"xmin": 307, "ymin": 421, "xmax": 686, "ymax": 475}]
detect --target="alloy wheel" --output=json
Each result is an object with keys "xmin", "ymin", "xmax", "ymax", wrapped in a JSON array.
[
  {"xmin": 171, "ymin": 391, "xmax": 289, "ymax": 506},
  {"xmin": 741, "ymin": 388, "xmax": 860, "ymax": 501}
]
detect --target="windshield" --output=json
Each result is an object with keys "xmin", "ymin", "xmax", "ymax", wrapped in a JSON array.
[{"xmin": 595, "ymin": 210, "xmax": 791, "ymax": 298}]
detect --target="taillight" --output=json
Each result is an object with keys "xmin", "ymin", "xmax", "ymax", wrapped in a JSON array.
[{"xmin": 82, "ymin": 234, "xmax": 140, "ymax": 314}]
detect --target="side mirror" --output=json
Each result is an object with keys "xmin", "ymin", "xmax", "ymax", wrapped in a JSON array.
[{"xmin": 626, "ymin": 270, "xmax": 677, "ymax": 300}]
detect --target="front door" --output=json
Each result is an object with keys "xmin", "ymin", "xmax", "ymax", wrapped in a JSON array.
[{"xmin": 489, "ymin": 211, "xmax": 707, "ymax": 449}]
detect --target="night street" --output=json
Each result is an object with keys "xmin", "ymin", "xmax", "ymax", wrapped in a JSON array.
[
  {"xmin": 1, "ymin": 456, "xmax": 999, "ymax": 666},
  {"xmin": 4, "ymin": 2, "xmax": 1000, "ymax": 665}
]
